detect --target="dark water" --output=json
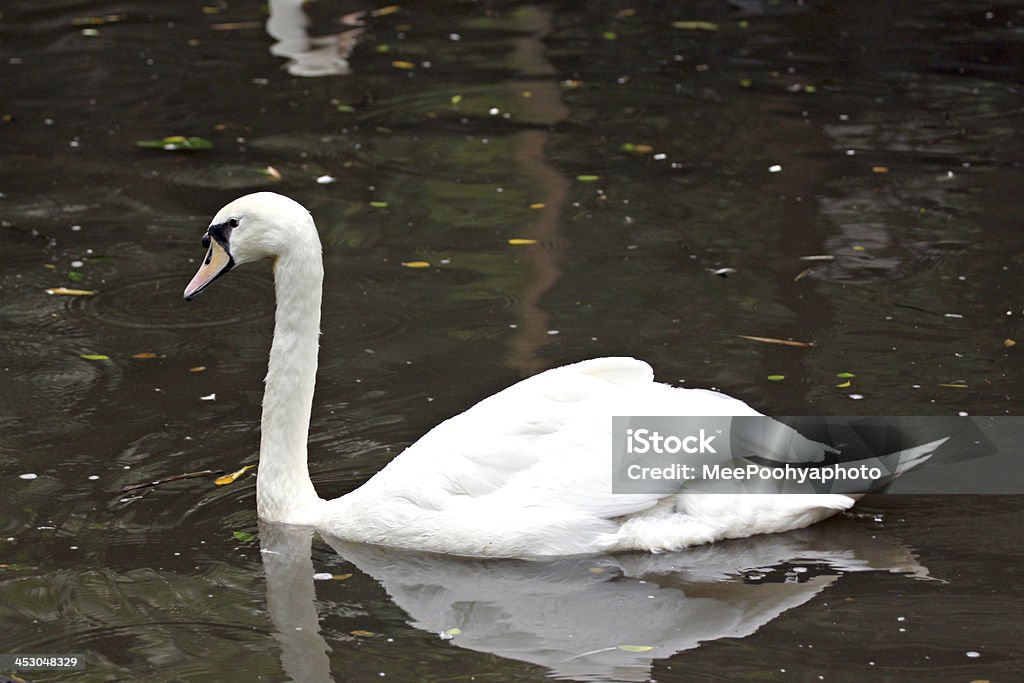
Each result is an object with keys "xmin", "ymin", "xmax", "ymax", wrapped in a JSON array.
[{"xmin": 1, "ymin": 1, "xmax": 1022, "ymax": 680}]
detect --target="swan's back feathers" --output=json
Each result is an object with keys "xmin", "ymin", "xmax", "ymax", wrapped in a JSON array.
[{"xmin": 324, "ymin": 358, "xmax": 783, "ymax": 555}]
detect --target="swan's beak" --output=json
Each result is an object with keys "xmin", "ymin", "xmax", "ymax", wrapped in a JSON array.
[{"xmin": 184, "ymin": 238, "xmax": 234, "ymax": 301}]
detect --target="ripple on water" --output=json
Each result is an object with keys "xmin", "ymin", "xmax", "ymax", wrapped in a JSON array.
[{"xmin": 70, "ymin": 271, "xmax": 275, "ymax": 330}]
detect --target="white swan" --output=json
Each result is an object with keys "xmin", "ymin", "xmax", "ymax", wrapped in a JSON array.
[{"xmin": 183, "ymin": 192, "xmax": 932, "ymax": 558}]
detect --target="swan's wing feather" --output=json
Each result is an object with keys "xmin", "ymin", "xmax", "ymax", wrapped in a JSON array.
[{"xmin": 361, "ymin": 358, "xmax": 755, "ymax": 523}]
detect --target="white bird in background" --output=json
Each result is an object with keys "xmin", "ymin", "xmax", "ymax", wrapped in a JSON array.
[{"xmin": 183, "ymin": 192, "xmax": 938, "ymax": 558}]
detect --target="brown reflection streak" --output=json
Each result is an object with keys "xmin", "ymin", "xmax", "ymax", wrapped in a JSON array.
[{"xmin": 504, "ymin": 9, "xmax": 571, "ymax": 375}]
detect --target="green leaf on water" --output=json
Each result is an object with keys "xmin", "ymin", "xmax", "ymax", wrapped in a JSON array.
[
  {"xmin": 136, "ymin": 136, "xmax": 214, "ymax": 151},
  {"xmin": 369, "ymin": 201, "xmax": 389, "ymax": 208},
  {"xmin": 577, "ymin": 174, "xmax": 600, "ymax": 182},
  {"xmin": 444, "ymin": 627, "xmax": 462, "ymax": 636},
  {"xmin": 80, "ymin": 354, "xmax": 110, "ymax": 361},
  {"xmin": 336, "ymin": 104, "xmax": 356, "ymax": 113},
  {"xmin": 767, "ymin": 374, "xmax": 785, "ymax": 381},
  {"xmin": 450, "ymin": 94, "xmax": 463, "ymax": 105},
  {"xmin": 67, "ymin": 271, "xmax": 85, "ymax": 282},
  {"xmin": 617, "ymin": 645, "xmax": 654, "ymax": 653},
  {"xmin": 232, "ymin": 531, "xmax": 255, "ymax": 542},
  {"xmin": 836, "ymin": 372, "xmax": 855, "ymax": 378}
]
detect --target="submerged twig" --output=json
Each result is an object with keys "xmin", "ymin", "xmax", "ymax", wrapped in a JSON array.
[{"xmin": 121, "ymin": 470, "xmax": 219, "ymax": 492}]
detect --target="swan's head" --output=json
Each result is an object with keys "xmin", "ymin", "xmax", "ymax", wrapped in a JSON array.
[{"xmin": 183, "ymin": 192, "xmax": 315, "ymax": 300}]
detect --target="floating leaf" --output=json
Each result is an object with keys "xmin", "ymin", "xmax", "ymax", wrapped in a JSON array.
[
  {"xmin": 132, "ymin": 352, "xmax": 160, "ymax": 359},
  {"xmin": 335, "ymin": 104, "xmax": 356, "ymax": 113},
  {"xmin": 577, "ymin": 174, "xmax": 600, "ymax": 182},
  {"xmin": 836, "ymin": 372, "xmax": 855, "ymax": 378},
  {"xmin": 1004, "ymin": 338, "xmax": 1016, "ymax": 348},
  {"xmin": 67, "ymin": 271, "xmax": 85, "ymax": 282},
  {"xmin": 444, "ymin": 627, "xmax": 462, "ymax": 636},
  {"xmin": 232, "ymin": 531, "xmax": 255, "ymax": 542},
  {"xmin": 372, "ymin": 5, "xmax": 400, "ymax": 17},
  {"xmin": 588, "ymin": 567, "xmax": 605, "ymax": 574},
  {"xmin": 332, "ymin": 573, "xmax": 353, "ymax": 581},
  {"xmin": 46, "ymin": 287, "xmax": 96, "ymax": 296},
  {"xmin": 402, "ymin": 261, "xmax": 430, "ymax": 268},
  {"xmin": 450, "ymin": 94, "xmax": 463, "ymax": 105},
  {"xmin": 603, "ymin": 31, "xmax": 618, "ymax": 40},
  {"xmin": 938, "ymin": 383, "xmax": 968, "ymax": 389},
  {"xmin": 200, "ymin": 393, "xmax": 217, "ymax": 401},
  {"xmin": 350, "ymin": 630, "xmax": 376, "ymax": 637},
  {"xmin": 617, "ymin": 645, "xmax": 654, "ymax": 653},
  {"xmin": 836, "ymin": 380, "xmax": 851, "ymax": 388},
  {"xmin": 872, "ymin": 166, "xmax": 890, "ymax": 174},
  {"xmin": 264, "ymin": 165, "xmax": 282, "ymax": 181},
  {"xmin": 739, "ymin": 78, "xmax": 753, "ymax": 88},
  {"xmin": 671, "ymin": 21, "xmax": 718, "ymax": 31},
  {"xmin": 508, "ymin": 238, "xmax": 538, "ymax": 245},
  {"xmin": 369, "ymin": 201, "xmax": 389, "ymax": 208},
  {"xmin": 767, "ymin": 375, "xmax": 785, "ymax": 381},
  {"xmin": 215, "ymin": 464, "xmax": 255, "ymax": 486},
  {"xmin": 739, "ymin": 335, "xmax": 815, "ymax": 348},
  {"xmin": 72, "ymin": 14, "xmax": 127, "ymax": 26},
  {"xmin": 80, "ymin": 354, "xmax": 110, "ymax": 361},
  {"xmin": 136, "ymin": 136, "xmax": 213, "ymax": 151},
  {"xmin": 529, "ymin": 202, "xmax": 545, "ymax": 209},
  {"xmin": 189, "ymin": 366, "xmax": 207, "ymax": 373},
  {"xmin": 391, "ymin": 60, "xmax": 415, "ymax": 69}
]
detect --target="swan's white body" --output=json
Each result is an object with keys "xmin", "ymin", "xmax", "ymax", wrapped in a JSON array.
[{"xmin": 184, "ymin": 193, "xmax": 925, "ymax": 558}]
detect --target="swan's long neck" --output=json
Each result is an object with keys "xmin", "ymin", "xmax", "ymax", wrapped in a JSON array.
[{"xmin": 257, "ymin": 232, "xmax": 325, "ymax": 523}]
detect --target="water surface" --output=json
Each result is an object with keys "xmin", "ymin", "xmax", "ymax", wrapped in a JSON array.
[{"xmin": 1, "ymin": 1, "xmax": 1022, "ymax": 681}]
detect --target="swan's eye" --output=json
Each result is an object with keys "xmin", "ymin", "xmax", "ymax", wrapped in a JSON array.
[
  {"xmin": 228, "ymin": 217, "xmax": 240, "ymax": 228},
  {"xmin": 201, "ymin": 233, "xmax": 210, "ymax": 248}
]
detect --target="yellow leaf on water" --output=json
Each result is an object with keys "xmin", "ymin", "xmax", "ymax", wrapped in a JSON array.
[
  {"xmin": 872, "ymin": 166, "xmax": 890, "ymax": 174},
  {"xmin": 350, "ymin": 630, "xmax": 376, "ymax": 637},
  {"xmin": 332, "ymin": 573, "xmax": 353, "ymax": 581},
  {"xmin": 46, "ymin": 287, "xmax": 96, "ymax": 296},
  {"xmin": 671, "ymin": 20, "xmax": 719, "ymax": 31},
  {"xmin": 508, "ymin": 238, "xmax": 538, "ymax": 245},
  {"xmin": 1005, "ymin": 338, "xmax": 1016, "ymax": 348},
  {"xmin": 402, "ymin": 261, "xmax": 430, "ymax": 268},
  {"xmin": 189, "ymin": 366, "xmax": 207, "ymax": 373},
  {"xmin": 133, "ymin": 352, "xmax": 160, "ymax": 359},
  {"xmin": 391, "ymin": 60, "xmax": 415, "ymax": 69},
  {"xmin": 372, "ymin": 5, "xmax": 400, "ymax": 16},
  {"xmin": 80, "ymin": 354, "xmax": 109, "ymax": 361},
  {"xmin": 215, "ymin": 464, "xmax": 255, "ymax": 486},
  {"xmin": 836, "ymin": 380, "xmax": 851, "ymax": 388},
  {"xmin": 529, "ymin": 202, "xmax": 545, "ymax": 209}
]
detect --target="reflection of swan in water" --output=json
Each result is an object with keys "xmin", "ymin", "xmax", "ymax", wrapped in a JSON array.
[
  {"xmin": 266, "ymin": 0, "xmax": 363, "ymax": 77},
  {"xmin": 261, "ymin": 520, "xmax": 931, "ymax": 683}
]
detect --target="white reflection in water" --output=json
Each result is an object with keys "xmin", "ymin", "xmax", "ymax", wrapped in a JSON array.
[
  {"xmin": 261, "ymin": 520, "xmax": 931, "ymax": 682},
  {"xmin": 266, "ymin": 0, "xmax": 364, "ymax": 77}
]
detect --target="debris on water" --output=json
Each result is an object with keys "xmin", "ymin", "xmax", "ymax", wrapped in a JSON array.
[
  {"xmin": 80, "ymin": 354, "xmax": 110, "ymax": 361},
  {"xmin": 19, "ymin": 473, "xmax": 37, "ymax": 480},
  {"xmin": 401, "ymin": 261, "xmax": 430, "ymax": 268},
  {"xmin": 121, "ymin": 469, "xmax": 216, "ymax": 492},
  {"xmin": 232, "ymin": 531, "xmax": 255, "ymax": 542},
  {"xmin": 133, "ymin": 352, "xmax": 160, "ymax": 359},
  {"xmin": 671, "ymin": 21, "xmax": 718, "ymax": 31},
  {"xmin": 767, "ymin": 375, "xmax": 785, "ymax": 381},
  {"xmin": 136, "ymin": 136, "xmax": 213, "ymax": 151},
  {"xmin": 617, "ymin": 645, "xmax": 654, "ymax": 653},
  {"xmin": 944, "ymin": 313, "xmax": 964, "ymax": 319},
  {"xmin": 938, "ymin": 383, "xmax": 968, "ymax": 388},
  {"xmin": 768, "ymin": 164, "xmax": 782, "ymax": 173},
  {"xmin": 313, "ymin": 572, "xmax": 334, "ymax": 581},
  {"xmin": 849, "ymin": 394, "xmax": 864, "ymax": 400},
  {"xmin": 872, "ymin": 166, "xmax": 890, "ymax": 173},
  {"xmin": 190, "ymin": 366, "xmax": 207, "ymax": 373},
  {"xmin": 965, "ymin": 651, "xmax": 981, "ymax": 658},
  {"xmin": 793, "ymin": 267, "xmax": 812, "ymax": 282},
  {"xmin": 264, "ymin": 165, "xmax": 282, "ymax": 181},
  {"xmin": 46, "ymin": 287, "xmax": 96, "ymax": 296},
  {"xmin": 800, "ymin": 255, "xmax": 834, "ymax": 261},
  {"xmin": 739, "ymin": 335, "xmax": 815, "ymax": 348},
  {"xmin": 391, "ymin": 60, "xmax": 415, "ymax": 69},
  {"xmin": 577, "ymin": 174, "xmax": 600, "ymax": 182},
  {"xmin": 707, "ymin": 267, "xmax": 736, "ymax": 277},
  {"xmin": 215, "ymin": 464, "xmax": 255, "ymax": 486},
  {"xmin": 200, "ymin": 393, "xmax": 216, "ymax": 401},
  {"xmin": 1005, "ymin": 339, "xmax": 1016, "ymax": 347},
  {"xmin": 508, "ymin": 238, "xmax": 538, "ymax": 245},
  {"xmin": 316, "ymin": 175, "xmax": 336, "ymax": 184},
  {"xmin": 369, "ymin": 201, "xmax": 389, "ymax": 208}
]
